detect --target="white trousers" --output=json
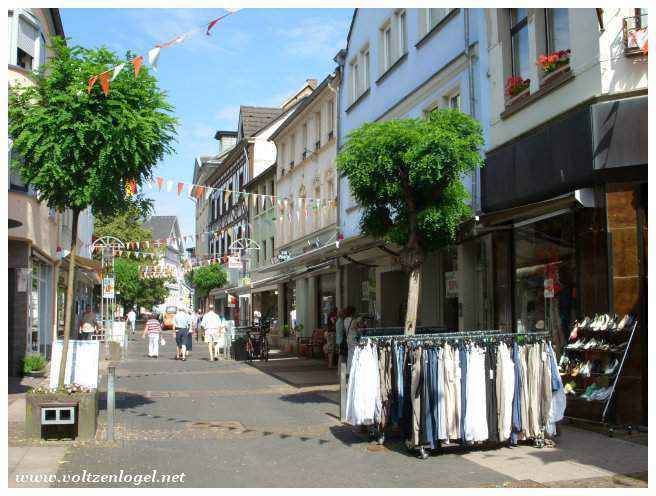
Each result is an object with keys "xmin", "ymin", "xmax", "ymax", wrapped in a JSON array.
[{"xmin": 148, "ymin": 333, "xmax": 159, "ymax": 356}]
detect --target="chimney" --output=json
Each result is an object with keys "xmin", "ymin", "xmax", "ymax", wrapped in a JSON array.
[{"xmin": 214, "ymin": 130, "xmax": 238, "ymax": 153}]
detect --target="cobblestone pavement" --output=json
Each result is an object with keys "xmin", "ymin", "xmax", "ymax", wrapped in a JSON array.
[{"xmin": 23, "ymin": 329, "xmax": 646, "ymax": 488}]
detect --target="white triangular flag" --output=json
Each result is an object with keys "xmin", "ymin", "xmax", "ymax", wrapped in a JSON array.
[
  {"xmin": 148, "ymin": 47, "xmax": 161, "ymax": 70},
  {"xmin": 166, "ymin": 180, "xmax": 173, "ymax": 192},
  {"xmin": 111, "ymin": 63, "xmax": 125, "ymax": 82}
]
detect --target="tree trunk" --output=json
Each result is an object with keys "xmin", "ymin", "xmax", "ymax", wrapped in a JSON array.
[
  {"xmin": 58, "ymin": 209, "xmax": 80, "ymax": 389},
  {"xmin": 404, "ymin": 266, "xmax": 422, "ymax": 335}
]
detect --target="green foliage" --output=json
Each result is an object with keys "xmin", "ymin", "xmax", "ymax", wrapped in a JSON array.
[
  {"xmin": 114, "ymin": 258, "xmax": 171, "ymax": 310},
  {"xmin": 93, "ymin": 195, "xmax": 154, "ymax": 243},
  {"xmin": 8, "ymin": 37, "xmax": 177, "ymax": 217},
  {"xmin": 191, "ymin": 264, "xmax": 228, "ymax": 298},
  {"xmin": 336, "ymin": 109, "xmax": 484, "ymax": 258},
  {"xmin": 22, "ymin": 353, "xmax": 47, "ymax": 374}
]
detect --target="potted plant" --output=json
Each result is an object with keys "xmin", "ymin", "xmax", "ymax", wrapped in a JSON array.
[
  {"xmin": 536, "ymin": 49, "xmax": 571, "ymax": 84},
  {"xmin": 505, "ymin": 76, "xmax": 530, "ymax": 106},
  {"xmin": 22, "ymin": 353, "xmax": 47, "ymax": 378},
  {"xmin": 25, "ymin": 383, "xmax": 99, "ymax": 440}
]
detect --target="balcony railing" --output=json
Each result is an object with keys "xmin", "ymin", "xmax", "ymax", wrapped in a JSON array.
[{"xmin": 623, "ymin": 14, "xmax": 648, "ymax": 56}]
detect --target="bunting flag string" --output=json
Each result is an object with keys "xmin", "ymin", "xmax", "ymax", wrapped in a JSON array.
[
  {"xmin": 141, "ymin": 175, "xmax": 337, "ymax": 205},
  {"xmin": 85, "ymin": 9, "xmax": 240, "ymax": 97}
]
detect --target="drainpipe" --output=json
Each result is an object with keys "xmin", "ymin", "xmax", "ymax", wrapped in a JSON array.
[{"xmin": 464, "ymin": 9, "xmax": 478, "ymax": 212}]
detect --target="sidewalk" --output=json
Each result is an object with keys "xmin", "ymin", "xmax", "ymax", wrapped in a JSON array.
[{"xmin": 8, "ymin": 375, "xmax": 70, "ymax": 488}]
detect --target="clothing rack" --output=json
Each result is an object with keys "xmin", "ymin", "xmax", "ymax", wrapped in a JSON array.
[{"xmin": 359, "ymin": 329, "xmax": 551, "ymax": 343}]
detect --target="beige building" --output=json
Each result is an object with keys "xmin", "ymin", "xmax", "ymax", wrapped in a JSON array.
[
  {"xmin": 8, "ymin": 8, "xmax": 98, "ymax": 375},
  {"xmin": 255, "ymin": 71, "xmax": 341, "ymax": 335}
]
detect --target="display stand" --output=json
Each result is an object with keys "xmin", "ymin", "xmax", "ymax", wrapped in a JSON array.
[{"xmin": 560, "ymin": 315, "xmax": 638, "ymax": 436}]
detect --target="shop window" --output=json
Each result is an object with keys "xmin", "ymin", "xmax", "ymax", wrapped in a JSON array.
[
  {"xmin": 318, "ymin": 273, "xmax": 336, "ymax": 328},
  {"xmin": 513, "ymin": 213, "xmax": 578, "ymax": 351},
  {"xmin": 442, "ymin": 247, "xmax": 459, "ymax": 331}
]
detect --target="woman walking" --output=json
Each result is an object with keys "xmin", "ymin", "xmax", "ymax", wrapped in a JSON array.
[{"xmin": 142, "ymin": 312, "xmax": 162, "ymax": 358}]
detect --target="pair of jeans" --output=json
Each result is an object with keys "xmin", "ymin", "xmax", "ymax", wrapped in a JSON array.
[
  {"xmin": 511, "ymin": 342, "xmax": 523, "ymax": 445},
  {"xmin": 422, "ymin": 348, "xmax": 440, "ymax": 448},
  {"xmin": 175, "ymin": 328, "xmax": 188, "ymax": 348},
  {"xmin": 394, "ymin": 343, "xmax": 405, "ymax": 424}
]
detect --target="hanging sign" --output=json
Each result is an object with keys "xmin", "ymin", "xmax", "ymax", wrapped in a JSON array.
[
  {"xmin": 227, "ymin": 254, "xmax": 242, "ymax": 269},
  {"xmin": 102, "ymin": 277, "xmax": 115, "ymax": 299},
  {"xmin": 544, "ymin": 278, "xmax": 555, "ymax": 299},
  {"xmin": 227, "ymin": 294, "xmax": 238, "ymax": 308}
]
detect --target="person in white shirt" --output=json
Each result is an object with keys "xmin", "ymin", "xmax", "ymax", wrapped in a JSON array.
[
  {"xmin": 127, "ymin": 308, "xmax": 137, "ymax": 335},
  {"xmin": 201, "ymin": 305, "xmax": 224, "ymax": 361},
  {"xmin": 174, "ymin": 308, "xmax": 190, "ymax": 361}
]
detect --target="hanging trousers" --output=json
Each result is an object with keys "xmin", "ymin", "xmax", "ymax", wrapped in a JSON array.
[
  {"xmin": 401, "ymin": 347, "xmax": 413, "ymax": 441},
  {"xmin": 460, "ymin": 344, "xmax": 468, "ymax": 442},
  {"xmin": 485, "ymin": 343, "xmax": 499, "ymax": 443},
  {"xmin": 539, "ymin": 341, "xmax": 553, "ymax": 428},
  {"xmin": 436, "ymin": 347, "xmax": 448, "ymax": 441},
  {"xmin": 410, "ymin": 347, "xmax": 422, "ymax": 447},
  {"xmin": 443, "ymin": 343, "xmax": 461, "ymax": 440},
  {"xmin": 511, "ymin": 342, "xmax": 523, "ymax": 445},
  {"xmin": 420, "ymin": 348, "xmax": 433, "ymax": 447},
  {"xmin": 428, "ymin": 348, "xmax": 440, "ymax": 446}
]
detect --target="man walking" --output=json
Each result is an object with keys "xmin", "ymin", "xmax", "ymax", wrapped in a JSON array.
[
  {"xmin": 201, "ymin": 304, "xmax": 221, "ymax": 362},
  {"xmin": 142, "ymin": 312, "xmax": 162, "ymax": 358},
  {"xmin": 195, "ymin": 309, "xmax": 203, "ymax": 342},
  {"xmin": 127, "ymin": 307, "xmax": 137, "ymax": 336},
  {"xmin": 174, "ymin": 307, "xmax": 190, "ymax": 361}
]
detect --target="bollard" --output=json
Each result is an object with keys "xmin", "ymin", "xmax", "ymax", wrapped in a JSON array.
[{"xmin": 107, "ymin": 366, "xmax": 115, "ymax": 442}]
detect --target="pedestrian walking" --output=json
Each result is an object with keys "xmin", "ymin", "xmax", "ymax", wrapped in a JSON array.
[
  {"xmin": 186, "ymin": 308, "xmax": 194, "ymax": 354},
  {"xmin": 77, "ymin": 304, "xmax": 98, "ymax": 340},
  {"xmin": 174, "ymin": 307, "xmax": 190, "ymax": 361},
  {"xmin": 195, "ymin": 309, "xmax": 203, "ymax": 342},
  {"xmin": 200, "ymin": 304, "xmax": 222, "ymax": 361},
  {"xmin": 127, "ymin": 307, "xmax": 137, "ymax": 335},
  {"xmin": 142, "ymin": 312, "xmax": 162, "ymax": 358}
]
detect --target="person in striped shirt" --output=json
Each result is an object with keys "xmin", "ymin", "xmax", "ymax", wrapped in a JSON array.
[{"xmin": 142, "ymin": 313, "xmax": 162, "ymax": 358}]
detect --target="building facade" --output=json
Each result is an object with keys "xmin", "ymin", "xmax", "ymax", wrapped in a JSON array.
[
  {"xmin": 8, "ymin": 8, "xmax": 99, "ymax": 375},
  {"xmin": 335, "ymin": 8, "xmax": 491, "ymax": 330},
  {"xmin": 142, "ymin": 216, "xmax": 192, "ymax": 310},
  {"xmin": 481, "ymin": 8, "xmax": 647, "ymax": 425},
  {"xmin": 255, "ymin": 72, "xmax": 341, "ymax": 336}
]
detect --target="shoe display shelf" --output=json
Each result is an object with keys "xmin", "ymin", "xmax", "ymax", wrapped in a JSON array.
[{"xmin": 559, "ymin": 314, "xmax": 638, "ymax": 433}]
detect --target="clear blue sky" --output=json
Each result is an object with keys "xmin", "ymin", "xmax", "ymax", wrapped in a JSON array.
[{"xmin": 60, "ymin": 8, "xmax": 353, "ymax": 238}]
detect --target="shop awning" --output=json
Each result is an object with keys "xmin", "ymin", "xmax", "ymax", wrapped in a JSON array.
[
  {"xmin": 61, "ymin": 253, "xmax": 102, "ymax": 283},
  {"xmin": 477, "ymin": 188, "xmax": 595, "ymax": 228}
]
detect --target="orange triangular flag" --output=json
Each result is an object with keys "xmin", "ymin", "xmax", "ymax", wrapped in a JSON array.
[
  {"xmin": 156, "ymin": 177, "xmax": 164, "ymax": 190},
  {"xmin": 195, "ymin": 186, "xmax": 204, "ymax": 200},
  {"xmin": 87, "ymin": 75, "xmax": 98, "ymax": 93},
  {"xmin": 99, "ymin": 72, "xmax": 110, "ymax": 96},
  {"xmin": 177, "ymin": 182, "xmax": 184, "ymax": 196},
  {"xmin": 133, "ymin": 55, "xmax": 144, "ymax": 77}
]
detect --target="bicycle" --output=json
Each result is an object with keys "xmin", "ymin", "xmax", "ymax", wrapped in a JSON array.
[{"xmin": 244, "ymin": 322, "xmax": 270, "ymax": 362}]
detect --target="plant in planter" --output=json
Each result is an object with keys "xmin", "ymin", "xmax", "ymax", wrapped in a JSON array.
[
  {"xmin": 536, "ymin": 49, "xmax": 571, "ymax": 75},
  {"xmin": 22, "ymin": 353, "xmax": 47, "ymax": 377},
  {"xmin": 282, "ymin": 324, "xmax": 290, "ymax": 338},
  {"xmin": 505, "ymin": 76, "xmax": 530, "ymax": 102}
]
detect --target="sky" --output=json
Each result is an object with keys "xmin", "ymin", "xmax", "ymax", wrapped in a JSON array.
[{"xmin": 60, "ymin": 8, "xmax": 353, "ymax": 239}]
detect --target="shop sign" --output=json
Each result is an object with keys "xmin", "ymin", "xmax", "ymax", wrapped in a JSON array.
[
  {"xmin": 227, "ymin": 294, "xmax": 238, "ymax": 307},
  {"xmin": 445, "ymin": 271, "xmax": 458, "ymax": 298},
  {"xmin": 17, "ymin": 268, "xmax": 30, "ymax": 292},
  {"xmin": 361, "ymin": 281, "xmax": 369, "ymax": 301},
  {"xmin": 102, "ymin": 277, "xmax": 115, "ymax": 298},
  {"xmin": 544, "ymin": 278, "xmax": 555, "ymax": 299},
  {"xmin": 227, "ymin": 254, "xmax": 242, "ymax": 269}
]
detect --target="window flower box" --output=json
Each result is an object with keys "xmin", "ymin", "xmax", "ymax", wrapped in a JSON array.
[
  {"xmin": 505, "ymin": 76, "xmax": 530, "ymax": 107},
  {"xmin": 537, "ymin": 50, "xmax": 571, "ymax": 85}
]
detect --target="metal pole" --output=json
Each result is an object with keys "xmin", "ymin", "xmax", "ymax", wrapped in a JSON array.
[{"xmin": 107, "ymin": 365, "xmax": 115, "ymax": 442}]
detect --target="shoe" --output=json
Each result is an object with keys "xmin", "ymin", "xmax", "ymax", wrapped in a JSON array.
[
  {"xmin": 584, "ymin": 338, "xmax": 597, "ymax": 350},
  {"xmin": 564, "ymin": 381, "xmax": 577, "ymax": 395},
  {"xmin": 608, "ymin": 314, "xmax": 619, "ymax": 332},
  {"xmin": 611, "ymin": 341, "xmax": 629, "ymax": 353},
  {"xmin": 616, "ymin": 314, "xmax": 629, "ymax": 332},
  {"xmin": 579, "ymin": 316, "xmax": 591, "ymax": 329},
  {"xmin": 581, "ymin": 384, "xmax": 600, "ymax": 401},
  {"xmin": 589, "ymin": 314, "xmax": 600, "ymax": 331},
  {"xmin": 604, "ymin": 358, "xmax": 619, "ymax": 375},
  {"xmin": 599, "ymin": 314, "xmax": 609, "ymax": 332}
]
